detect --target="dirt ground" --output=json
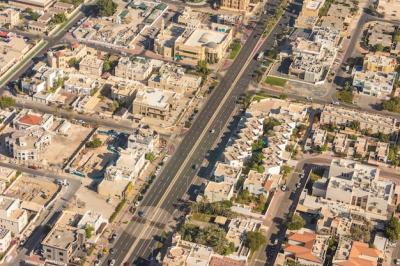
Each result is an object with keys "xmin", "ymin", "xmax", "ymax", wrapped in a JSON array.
[{"xmin": 4, "ymin": 175, "xmax": 59, "ymax": 206}]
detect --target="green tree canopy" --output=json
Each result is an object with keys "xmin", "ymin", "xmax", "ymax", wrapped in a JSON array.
[
  {"xmin": 245, "ymin": 231, "xmax": 266, "ymax": 253},
  {"xmin": 385, "ymin": 216, "xmax": 400, "ymax": 241},
  {"xmin": 287, "ymin": 214, "xmax": 306, "ymax": 230},
  {"xmin": 0, "ymin": 96, "xmax": 16, "ymax": 109},
  {"xmin": 96, "ymin": 0, "xmax": 117, "ymax": 17}
]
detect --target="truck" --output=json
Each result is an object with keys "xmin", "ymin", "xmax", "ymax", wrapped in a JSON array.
[{"xmin": 257, "ymin": 51, "xmax": 264, "ymax": 61}]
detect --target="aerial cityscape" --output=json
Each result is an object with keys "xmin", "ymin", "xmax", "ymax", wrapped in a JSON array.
[{"xmin": 0, "ymin": 0, "xmax": 398, "ymax": 265}]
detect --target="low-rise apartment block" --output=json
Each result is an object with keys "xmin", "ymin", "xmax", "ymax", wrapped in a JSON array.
[
  {"xmin": 63, "ymin": 73, "xmax": 99, "ymax": 96},
  {"xmin": 289, "ymin": 26, "xmax": 339, "ymax": 84},
  {"xmin": 42, "ymin": 211, "xmax": 86, "ymax": 266},
  {"xmin": 104, "ymin": 147, "xmax": 147, "ymax": 181},
  {"xmin": 320, "ymin": 105, "xmax": 400, "ymax": 135},
  {"xmin": 5, "ymin": 127, "xmax": 52, "ymax": 161},
  {"xmin": 110, "ymin": 79, "xmax": 143, "ymax": 103},
  {"xmin": 325, "ymin": 159, "xmax": 395, "ymax": 219},
  {"xmin": 352, "ymin": 53, "xmax": 398, "ymax": 99},
  {"xmin": 79, "ymin": 55, "xmax": 103, "ymax": 77},
  {"xmin": 132, "ymin": 88, "xmax": 174, "ymax": 121},
  {"xmin": 11, "ymin": 110, "xmax": 53, "ymax": 131},
  {"xmin": 148, "ymin": 63, "xmax": 202, "ymax": 94},
  {"xmin": 114, "ymin": 56, "xmax": 154, "ymax": 81},
  {"xmin": 47, "ymin": 43, "xmax": 89, "ymax": 70},
  {"xmin": 0, "ymin": 196, "xmax": 28, "ymax": 236},
  {"xmin": 284, "ymin": 228, "xmax": 329, "ymax": 265},
  {"xmin": 367, "ymin": 22, "xmax": 396, "ymax": 48},
  {"xmin": 22, "ymin": 62, "xmax": 64, "ymax": 95},
  {"xmin": 0, "ymin": 8, "xmax": 20, "ymax": 27},
  {"xmin": 0, "ymin": 228, "xmax": 11, "ymax": 253},
  {"xmin": 333, "ymin": 238, "xmax": 382, "ymax": 265},
  {"xmin": 295, "ymin": 0, "xmax": 325, "ymax": 29},
  {"xmin": 8, "ymin": 0, "xmax": 55, "ymax": 11}
]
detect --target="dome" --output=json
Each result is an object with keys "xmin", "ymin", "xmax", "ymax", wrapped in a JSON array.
[{"xmin": 206, "ymin": 41, "xmax": 217, "ymax": 48}]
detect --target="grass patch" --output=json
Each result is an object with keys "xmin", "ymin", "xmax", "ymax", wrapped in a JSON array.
[
  {"xmin": 264, "ymin": 76, "xmax": 287, "ymax": 87},
  {"xmin": 229, "ymin": 40, "xmax": 242, "ymax": 60},
  {"xmin": 191, "ymin": 212, "xmax": 212, "ymax": 222}
]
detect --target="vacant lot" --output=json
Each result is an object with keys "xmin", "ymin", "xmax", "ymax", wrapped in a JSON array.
[{"xmin": 5, "ymin": 175, "xmax": 59, "ymax": 207}]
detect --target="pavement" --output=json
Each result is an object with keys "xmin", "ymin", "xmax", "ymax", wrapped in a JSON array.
[{"xmin": 101, "ymin": 0, "xmax": 289, "ymax": 264}]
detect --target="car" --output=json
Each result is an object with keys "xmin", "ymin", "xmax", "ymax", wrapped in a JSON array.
[
  {"xmin": 192, "ymin": 164, "xmax": 198, "ymax": 170},
  {"xmin": 395, "ymin": 259, "xmax": 400, "ymax": 265},
  {"xmin": 134, "ymin": 201, "xmax": 140, "ymax": 207},
  {"xmin": 281, "ymin": 185, "xmax": 287, "ymax": 191},
  {"xmin": 109, "ymin": 259, "xmax": 115, "ymax": 266},
  {"xmin": 210, "ymin": 129, "xmax": 215, "ymax": 133},
  {"xmin": 94, "ymin": 260, "xmax": 100, "ymax": 266},
  {"xmin": 110, "ymin": 248, "xmax": 115, "ymax": 255},
  {"xmin": 138, "ymin": 211, "xmax": 145, "ymax": 218},
  {"xmin": 296, "ymin": 182, "xmax": 302, "ymax": 189},
  {"xmin": 273, "ymin": 239, "xmax": 279, "ymax": 245},
  {"xmin": 109, "ymin": 233, "xmax": 117, "ymax": 243}
]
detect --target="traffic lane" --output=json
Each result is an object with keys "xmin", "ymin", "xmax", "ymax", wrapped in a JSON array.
[{"xmin": 107, "ymin": 5, "xmax": 275, "ymax": 263}]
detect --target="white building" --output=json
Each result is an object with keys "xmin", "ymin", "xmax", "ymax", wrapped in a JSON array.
[
  {"xmin": 114, "ymin": 56, "xmax": 154, "ymax": 81},
  {"xmin": 63, "ymin": 73, "xmax": 99, "ymax": 96},
  {"xmin": 325, "ymin": 159, "xmax": 395, "ymax": 219},
  {"xmin": 0, "ymin": 196, "xmax": 28, "ymax": 236},
  {"xmin": 104, "ymin": 148, "xmax": 147, "ymax": 181},
  {"xmin": 0, "ymin": 228, "xmax": 11, "ymax": 253}
]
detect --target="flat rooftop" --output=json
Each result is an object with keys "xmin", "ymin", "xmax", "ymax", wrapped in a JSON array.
[{"xmin": 184, "ymin": 28, "xmax": 227, "ymax": 47}]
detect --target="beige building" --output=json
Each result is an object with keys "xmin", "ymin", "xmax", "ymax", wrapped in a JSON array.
[
  {"xmin": 363, "ymin": 52, "xmax": 397, "ymax": 73},
  {"xmin": 0, "ymin": 36, "xmax": 31, "ymax": 75},
  {"xmin": 0, "ymin": 196, "xmax": 28, "ymax": 236},
  {"xmin": 0, "ymin": 228, "xmax": 11, "ymax": 253},
  {"xmin": 9, "ymin": 0, "xmax": 55, "ymax": 11},
  {"xmin": 79, "ymin": 55, "xmax": 103, "ymax": 76},
  {"xmin": 174, "ymin": 24, "xmax": 233, "ymax": 64},
  {"xmin": 42, "ymin": 211, "xmax": 85, "ymax": 266},
  {"xmin": 0, "ymin": 8, "xmax": 20, "ymax": 27},
  {"xmin": 320, "ymin": 105, "xmax": 399, "ymax": 135},
  {"xmin": 220, "ymin": 0, "xmax": 249, "ymax": 11},
  {"xmin": 148, "ymin": 63, "xmax": 202, "ymax": 94},
  {"xmin": 114, "ymin": 57, "xmax": 153, "ymax": 81},
  {"xmin": 132, "ymin": 88, "xmax": 173, "ymax": 121},
  {"xmin": 47, "ymin": 43, "xmax": 88, "ymax": 70}
]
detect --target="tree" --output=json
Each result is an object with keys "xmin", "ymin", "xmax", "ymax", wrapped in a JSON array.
[
  {"xmin": 25, "ymin": 8, "xmax": 40, "ymax": 21},
  {"xmin": 245, "ymin": 231, "xmax": 266, "ymax": 253},
  {"xmin": 95, "ymin": 0, "xmax": 117, "ymax": 17},
  {"xmin": 85, "ymin": 224, "xmax": 94, "ymax": 239},
  {"xmin": 108, "ymin": 100, "xmax": 119, "ymax": 112},
  {"xmin": 145, "ymin": 152, "xmax": 156, "ymax": 162},
  {"xmin": 374, "ymin": 43, "xmax": 384, "ymax": 52},
  {"xmin": 287, "ymin": 214, "xmax": 306, "ymax": 230},
  {"xmin": 196, "ymin": 60, "xmax": 210, "ymax": 76},
  {"xmin": 0, "ymin": 96, "xmax": 16, "ymax": 109},
  {"xmin": 86, "ymin": 138, "xmax": 102, "ymax": 148},
  {"xmin": 51, "ymin": 13, "xmax": 67, "ymax": 24},
  {"xmin": 103, "ymin": 60, "xmax": 111, "ymax": 73},
  {"xmin": 383, "ymin": 97, "xmax": 400, "ymax": 113},
  {"xmin": 385, "ymin": 216, "xmax": 400, "ymax": 241},
  {"xmin": 280, "ymin": 165, "xmax": 292, "ymax": 178}
]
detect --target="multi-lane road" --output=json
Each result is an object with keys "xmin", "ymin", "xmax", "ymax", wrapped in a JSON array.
[{"xmin": 103, "ymin": 0, "xmax": 289, "ymax": 265}]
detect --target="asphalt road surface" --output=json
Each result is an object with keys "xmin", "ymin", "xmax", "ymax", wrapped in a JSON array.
[{"xmin": 103, "ymin": 0, "xmax": 287, "ymax": 265}]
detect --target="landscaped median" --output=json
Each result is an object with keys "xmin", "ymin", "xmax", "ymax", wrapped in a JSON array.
[{"xmin": 264, "ymin": 76, "xmax": 287, "ymax": 87}]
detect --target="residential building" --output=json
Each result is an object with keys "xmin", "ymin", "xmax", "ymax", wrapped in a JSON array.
[
  {"xmin": 0, "ymin": 196, "xmax": 28, "ymax": 236},
  {"xmin": 12, "ymin": 110, "xmax": 53, "ymax": 130},
  {"xmin": 333, "ymin": 238, "xmax": 382, "ymax": 265},
  {"xmin": 27, "ymin": 21, "xmax": 48, "ymax": 33},
  {"xmin": 163, "ymin": 234, "xmax": 213, "ymax": 266},
  {"xmin": 243, "ymin": 170, "xmax": 265, "ymax": 195},
  {"xmin": 51, "ymin": 1, "xmax": 74, "ymax": 13},
  {"xmin": 63, "ymin": 74, "xmax": 99, "ymax": 96},
  {"xmin": 42, "ymin": 211, "xmax": 86, "ymax": 266},
  {"xmin": 8, "ymin": 0, "xmax": 55, "ymax": 11},
  {"xmin": 47, "ymin": 43, "xmax": 88, "ymax": 70},
  {"xmin": 76, "ymin": 211, "xmax": 107, "ymax": 243},
  {"xmin": 177, "ymin": 7, "xmax": 203, "ymax": 27},
  {"xmin": 173, "ymin": 23, "xmax": 233, "ymax": 64},
  {"xmin": 284, "ymin": 229, "xmax": 329, "ymax": 265},
  {"xmin": 219, "ymin": 0, "xmax": 249, "ymax": 11},
  {"xmin": 5, "ymin": 127, "xmax": 52, "ymax": 161},
  {"xmin": 148, "ymin": 63, "xmax": 202, "ymax": 94},
  {"xmin": 352, "ymin": 70, "xmax": 397, "ymax": 99},
  {"xmin": 320, "ymin": 105, "xmax": 400, "ymax": 135},
  {"xmin": 289, "ymin": 26, "xmax": 339, "ymax": 83},
  {"xmin": 363, "ymin": 53, "xmax": 397, "ymax": 73},
  {"xmin": 104, "ymin": 147, "xmax": 147, "ymax": 181},
  {"xmin": 312, "ymin": 129, "xmax": 327, "ymax": 147},
  {"xmin": 0, "ymin": 228, "xmax": 11, "ymax": 252},
  {"xmin": 111, "ymin": 79, "xmax": 143, "ymax": 103},
  {"xmin": 369, "ymin": 141, "xmax": 389, "ymax": 163},
  {"xmin": 354, "ymin": 137, "xmax": 368, "ymax": 157},
  {"xmin": 114, "ymin": 57, "xmax": 154, "ymax": 81},
  {"xmin": 377, "ymin": 0, "xmax": 400, "ymax": 20},
  {"xmin": 325, "ymin": 159, "xmax": 395, "ymax": 219},
  {"xmin": 204, "ymin": 181, "xmax": 234, "ymax": 202},
  {"xmin": 127, "ymin": 126, "xmax": 158, "ymax": 152},
  {"xmin": 225, "ymin": 218, "xmax": 260, "ymax": 256},
  {"xmin": 132, "ymin": 88, "xmax": 174, "ymax": 121},
  {"xmin": 213, "ymin": 162, "xmax": 241, "ymax": 184},
  {"xmin": 79, "ymin": 55, "xmax": 103, "ymax": 76},
  {"xmin": 154, "ymin": 23, "xmax": 186, "ymax": 59},
  {"xmin": 21, "ymin": 62, "xmax": 64, "ymax": 95},
  {"xmin": 0, "ymin": 8, "xmax": 20, "ymax": 27}
]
